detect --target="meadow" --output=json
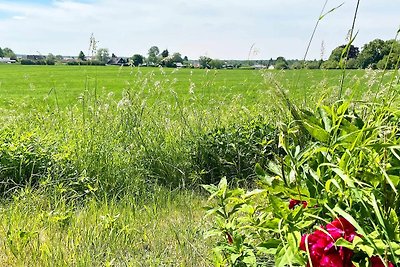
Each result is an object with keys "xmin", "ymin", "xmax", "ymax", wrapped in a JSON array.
[{"xmin": 0, "ymin": 64, "xmax": 398, "ymax": 266}]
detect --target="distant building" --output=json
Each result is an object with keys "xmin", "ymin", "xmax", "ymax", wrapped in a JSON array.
[
  {"xmin": 175, "ymin": 62, "xmax": 184, "ymax": 68},
  {"xmin": 107, "ymin": 56, "xmax": 128, "ymax": 66},
  {"xmin": 0, "ymin": 57, "xmax": 16, "ymax": 63}
]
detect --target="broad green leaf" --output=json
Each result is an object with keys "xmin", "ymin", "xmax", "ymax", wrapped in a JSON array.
[
  {"xmin": 335, "ymin": 237, "xmax": 354, "ymax": 249},
  {"xmin": 302, "ymin": 120, "xmax": 329, "ymax": 143}
]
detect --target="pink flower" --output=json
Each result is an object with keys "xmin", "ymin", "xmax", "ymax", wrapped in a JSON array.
[
  {"xmin": 289, "ymin": 199, "xmax": 308, "ymax": 209},
  {"xmin": 300, "ymin": 217, "xmax": 358, "ymax": 267},
  {"xmin": 370, "ymin": 256, "xmax": 395, "ymax": 267},
  {"xmin": 326, "ymin": 217, "xmax": 357, "ymax": 242}
]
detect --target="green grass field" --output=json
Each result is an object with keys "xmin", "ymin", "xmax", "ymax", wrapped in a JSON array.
[
  {"xmin": 0, "ymin": 65, "xmax": 396, "ymax": 266},
  {"xmin": 0, "ymin": 65, "xmax": 380, "ymax": 111}
]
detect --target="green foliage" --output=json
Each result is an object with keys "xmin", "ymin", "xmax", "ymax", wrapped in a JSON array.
[
  {"xmin": 357, "ymin": 39, "xmax": 387, "ymax": 69},
  {"xmin": 209, "ymin": 59, "xmax": 224, "ymax": 69},
  {"xmin": 192, "ymin": 117, "xmax": 278, "ymax": 185},
  {"xmin": 161, "ymin": 49, "xmax": 169, "ymax": 58},
  {"xmin": 205, "ymin": 96, "xmax": 400, "ymax": 265},
  {"xmin": 199, "ymin": 56, "xmax": 212, "ymax": 68},
  {"xmin": 95, "ymin": 48, "xmax": 110, "ymax": 64},
  {"xmin": 171, "ymin": 52, "xmax": 183, "ymax": 63},
  {"xmin": 2, "ymin": 47, "xmax": 16, "ymax": 59},
  {"xmin": 131, "ymin": 54, "xmax": 144, "ymax": 66},
  {"xmin": 147, "ymin": 45, "xmax": 160, "ymax": 65},
  {"xmin": 274, "ymin": 57, "xmax": 289, "ymax": 70},
  {"xmin": 329, "ymin": 44, "xmax": 360, "ymax": 62}
]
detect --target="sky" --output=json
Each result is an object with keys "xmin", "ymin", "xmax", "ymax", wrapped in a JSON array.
[{"xmin": 0, "ymin": 0, "xmax": 398, "ymax": 60}]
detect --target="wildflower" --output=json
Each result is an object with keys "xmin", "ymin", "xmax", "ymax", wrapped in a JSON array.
[
  {"xmin": 300, "ymin": 217, "xmax": 358, "ymax": 267},
  {"xmin": 289, "ymin": 199, "xmax": 308, "ymax": 209},
  {"xmin": 370, "ymin": 256, "xmax": 395, "ymax": 267}
]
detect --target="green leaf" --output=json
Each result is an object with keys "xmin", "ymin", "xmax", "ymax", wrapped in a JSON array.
[
  {"xmin": 302, "ymin": 120, "xmax": 329, "ymax": 143},
  {"xmin": 257, "ymin": 239, "xmax": 281, "ymax": 255},
  {"xmin": 230, "ymin": 253, "xmax": 241, "ymax": 264},
  {"xmin": 335, "ymin": 237, "xmax": 354, "ymax": 249},
  {"xmin": 243, "ymin": 250, "xmax": 257, "ymax": 267},
  {"xmin": 255, "ymin": 163, "xmax": 266, "ymax": 176},
  {"xmin": 332, "ymin": 167, "xmax": 355, "ymax": 187},
  {"xmin": 318, "ymin": 106, "xmax": 332, "ymax": 132}
]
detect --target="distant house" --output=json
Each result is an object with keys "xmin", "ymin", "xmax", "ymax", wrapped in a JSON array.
[
  {"xmin": 175, "ymin": 62, "xmax": 184, "ymax": 68},
  {"xmin": 0, "ymin": 57, "xmax": 16, "ymax": 63},
  {"xmin": 107, "ymin": 57, "xmax": 128, "ymax": 66}
]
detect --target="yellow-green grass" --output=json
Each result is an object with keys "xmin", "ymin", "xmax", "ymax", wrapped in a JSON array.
[
  {"xmin": 0, "ymin": 65, "xmax": 383, "ymax": 113},
  {"xmin": 0, "ymin": 64, "xmax": 395, "ymax": 266}
]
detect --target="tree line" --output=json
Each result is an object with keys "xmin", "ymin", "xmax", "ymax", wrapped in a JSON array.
[{"xmin": 1, "ymin": 38, "xmax": 398, "ymax": 69}]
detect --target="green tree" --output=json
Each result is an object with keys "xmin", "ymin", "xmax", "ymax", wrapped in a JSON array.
[
  {"xmin": 46, "ymin": 53, "xmax": 56, "ymax": 65},
  {"xmin": 0, "ymin": 47, "xmax": 4, "ymax": 58},
  {"xmin": 329, "ymin": 45, "xmax": 359, "ymax": 62},
  {"xmin": 376, "ymin": 39, "xmax": 400, "ymax": 69},
  {"xmin": 78, "ymin": 51, "xmax": 86, "ymax": 61},
  {"xmin": 161, "ymin": 49, "xmax": 169, "ymax": 58},
  {"xmin": 321, "ymin": 60, "xmax": 339, "ymax": 69},
  {"xmin": 171, "ymin": 52, "xmax": 183, "ymax": 63},
  {"xmin": 357, "ymin": 39, "xmax": 385, "ymax": 69},
  {"xmin": 131, "ymin": 54, "xmax": 144, "ymax": 66},
  {"xmin": 147, "ymin": 46, "xmax": 160, "ymax": 65},
  {"xmin": 160, "ymin": 56, "xmax": 175, "ymax": 67},
  {"xmin": 209, "ymin": 59, "xmax": 223, "ymax": 69},
  {"xmin": 95, "ymin": 48, "xmax": 110, "ymax": 64},
  {"xmin": 3, "ymin": 48, "xmax": 16, "ymax": 59},
  {"xmin": 274, "ymin": 56, "xmax": 289, "ymax": 69},
  {"xmin": 199, "ymin": 56, "xmax": 212, "ymax": 68}
]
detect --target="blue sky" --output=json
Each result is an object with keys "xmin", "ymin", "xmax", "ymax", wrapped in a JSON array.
[{"xmin": 0, "ymin": 0, "xmax": 398, "ymax": 59}]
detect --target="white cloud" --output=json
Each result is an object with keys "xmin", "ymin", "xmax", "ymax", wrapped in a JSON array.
[{"xmin": 0, "ymin": 0, "xmax": 398, "ymax": 59}]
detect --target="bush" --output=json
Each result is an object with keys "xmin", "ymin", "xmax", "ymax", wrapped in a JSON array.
[
  {"xmin": 204, "ymin": 98, "xmax": 400, "ymax": 266},
  {"xmin": 191, "ymin": 117, "xmax": 278, "ymax": 185}
]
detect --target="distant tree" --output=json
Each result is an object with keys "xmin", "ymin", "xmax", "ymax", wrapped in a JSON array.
[
  {"xmin": 147, "ymin": 46, "xmax": 160, "ymax": 65},
  {"xmin": 274, "ymin": 56, "xmax": 289, "ymax": 69},
  {"xmin": 321, "ymin": 60, "xmax": 339, "ymax": 69},
  {"xmin": 56, "ymin": 55, "xmax": 64, "ymax": 61},
  {"xmin": 209, "ymin": 59, "xmax": 223, "ymax": 69},
  {"xmin": 131, "ymin": 54, "xmax": 144, "ymax": 66},
  {"xmin": 304, "ymin": 60, "xmax": 321, "ymax": 69},
  {"xmin": 357, "ymin": 39, "xmax": 385, "ymax": 69},
  {"xmin": 199, "ymin": 56, "xmax": 212, "ymax": 68},
  {"xmin": 161, "ymin": 49, "xmax": 169, "ymax": 58},
  {"xmin": 3, "ymin": 48, "xmax": 16, "ymax": 59},
  {"xmin": 329, "ymin": 45, "xmax": 359, "ymax": 62},
  {"xmin": 111, "ymin": 53, "xmax": 117, "ymax": 58},
  {"xmin": 171, "ymin": 52, "xmax": 183, "ymax": 63},
  {"xmin": 376, "ymin": 39, "xmax": 400, "ymax": 69},
  {"xmin": 46, "ymin": 53, "xmax": 56, "ymax": 65},
  {"xmin": 160, "ymin": 56, "xmax": 175, "ymax": 67},
  {"xmin": 0, "ymin": 47, "xmax": 3, "ymax": 57},
  {"xmin": 78, "ymin": 51, "xmax": 86, "ymax": 61},
  {"xmin": 95, "ymin": 48, "xmax": 110, "ymax": 64},
  {"xmin": 183, "ymin": 56, "xmax": 189, "ymax": 62}
]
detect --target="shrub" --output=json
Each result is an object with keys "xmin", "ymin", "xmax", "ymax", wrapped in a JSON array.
[
  {"xmin": 204, "ymin": 98, "xmax": 400, "ymax": 266},
  {"xmin": 191, "ymin": 117, "xmax": 278, "ymax": 185}
]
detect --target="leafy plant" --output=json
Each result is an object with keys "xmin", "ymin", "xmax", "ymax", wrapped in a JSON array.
[{"xmin": 204, "ymin": 97, "xmax": 400, "ymax": 266}]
